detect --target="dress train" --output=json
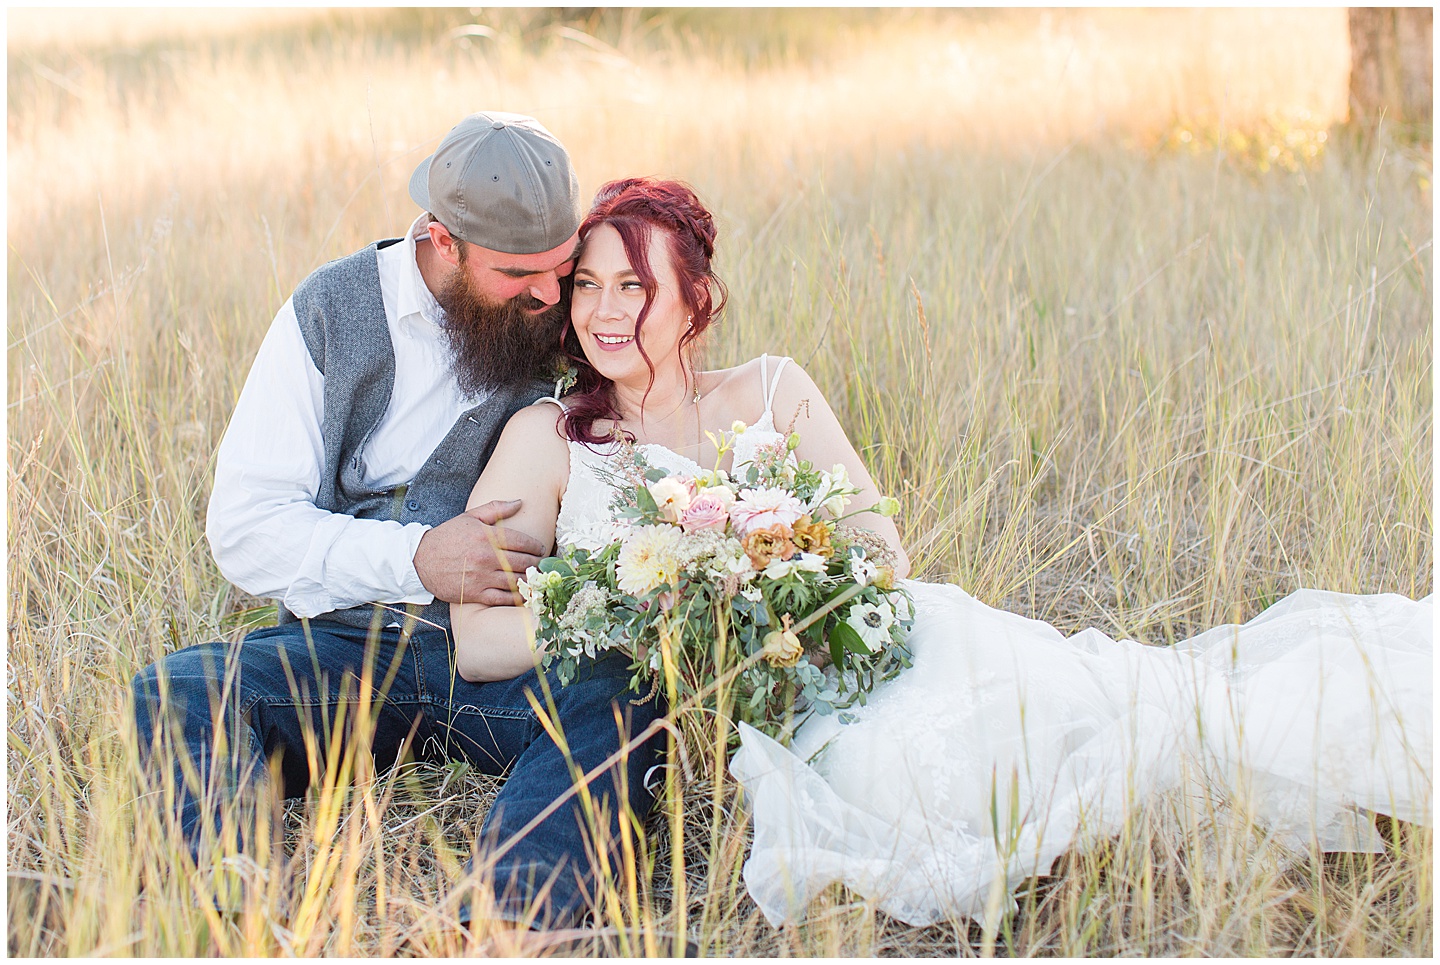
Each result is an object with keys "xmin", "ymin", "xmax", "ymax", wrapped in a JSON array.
[{"xmin": 731, "ymin": 581, "xmax": 1432, "ymax": 927}]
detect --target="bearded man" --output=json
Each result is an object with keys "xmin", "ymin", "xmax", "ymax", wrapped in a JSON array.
[{"xmin": 130, "ymin": 112, "xmax": 664, "ymax": 940}]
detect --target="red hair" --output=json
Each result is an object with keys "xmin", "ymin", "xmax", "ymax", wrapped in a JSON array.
[{"xmin": 557, "ymin": 177, "xmax": 728, "ymax": 446}]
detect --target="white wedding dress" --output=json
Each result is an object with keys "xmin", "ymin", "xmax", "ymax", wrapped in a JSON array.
[{"xmin": 548, "ymin": 357, "xmax": 1434, "ymax": 929}]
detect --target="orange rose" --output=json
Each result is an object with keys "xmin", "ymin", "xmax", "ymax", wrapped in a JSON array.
[
  {"xmin": 762, "ymin": 629, "xmax": 804, "ymax": 668},
  {"xmin": 790, "ymin": 515, "xmax": 834, "ymax": 558},
  {"xmin": 741, "ymin": 524, "xmax": 797, "ymax": 570}
]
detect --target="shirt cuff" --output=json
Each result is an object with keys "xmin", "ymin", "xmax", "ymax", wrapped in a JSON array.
[{"xmin": 396, "ymin": 522, "xmax": 435, "ymax": 604}]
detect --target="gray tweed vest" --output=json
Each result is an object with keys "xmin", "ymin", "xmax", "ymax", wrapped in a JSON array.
[{"xmin": 282, "ymin": 238, "xmax": 551, "ymax": 634}]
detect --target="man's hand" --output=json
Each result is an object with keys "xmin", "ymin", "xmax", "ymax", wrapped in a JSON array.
[{"xmin": 414, "ymin": 499, "xmax": 546, "ymax": 606}]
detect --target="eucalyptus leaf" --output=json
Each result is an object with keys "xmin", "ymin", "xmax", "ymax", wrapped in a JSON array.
[{"xmin": 538, "ymin": 557, "xmax": 574, "ymax": 577}]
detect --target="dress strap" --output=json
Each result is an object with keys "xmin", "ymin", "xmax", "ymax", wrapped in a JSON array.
[
  {"xmin": 537, "ymin": 395, "xmax": 570, "ymax": 412},
  {"xmin": 763, "ymin": 356, "xmax": 791, "ymax": 412}
]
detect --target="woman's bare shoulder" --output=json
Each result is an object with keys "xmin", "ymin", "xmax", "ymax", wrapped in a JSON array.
[
  {"xmin": 775, "ymin": 356, "xmax": 821, "ymax": 389},
  {"xmin": 497, "ymin": 400, "xmax": 571, "ymax": 453},
  {"xmin": 701, "ymin": 356, "xmax": 766, "ymax": 387},
  {"xmin": 767, "ymin": 358, "xmax": 826, "ymax": 413},
  {"xmin": 467, "ymin": 399, "xmax": 572, "ymax": 508},
  {"xmin": 700, "ymin": 356, "xmax": 802, "ymax": 419}
]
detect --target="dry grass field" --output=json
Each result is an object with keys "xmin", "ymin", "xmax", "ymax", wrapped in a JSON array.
[{"xmin": 7, "ymin": 8, "xmax": 1431, "ymax": 957}]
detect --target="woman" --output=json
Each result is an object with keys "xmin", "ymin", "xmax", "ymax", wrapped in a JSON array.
[
  {"xmin": 449, "ymin": 177, "xmax": 908, "ymax": 682},
  {"xmin": 452, "ymin": 177, "xmax": 1432, "ymax": 927}
]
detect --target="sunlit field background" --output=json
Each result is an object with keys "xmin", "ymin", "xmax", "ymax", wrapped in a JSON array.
[{"xmin": 8, "ymin": 7, "xmax": 1431, "ymax": 957}]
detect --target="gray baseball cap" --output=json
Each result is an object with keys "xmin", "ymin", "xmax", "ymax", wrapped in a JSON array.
[{"xmin": 408, "ymin": 111, "xmax": 581, "ymax": 254}]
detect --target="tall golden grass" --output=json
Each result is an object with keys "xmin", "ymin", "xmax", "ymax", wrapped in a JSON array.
[{"xmin": 8, "ymin": 8, "xmax": 1431, "ymax": 956}]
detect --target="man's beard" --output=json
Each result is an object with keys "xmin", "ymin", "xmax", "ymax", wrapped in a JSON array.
[{"xmin": 432, "ymin": 266, "xmax": 567, "ymax": 396}]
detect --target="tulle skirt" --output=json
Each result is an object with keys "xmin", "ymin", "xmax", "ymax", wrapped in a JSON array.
[{"xmin": 730, "ymin": 582, "xmax": 1433, "ymax": 927}]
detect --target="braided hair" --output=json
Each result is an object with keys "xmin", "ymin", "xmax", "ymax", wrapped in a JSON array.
[{"xmin": 558, "ymin": 177, "xmax": 729, "ymax": 446}]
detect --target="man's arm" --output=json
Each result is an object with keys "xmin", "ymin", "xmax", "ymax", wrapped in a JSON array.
[
  {"xmin": 208, "ymin": 299, "xmax": 546, "ymax": 615},
  {"xmin": 205, "ymin": 298, "xmax": 437, "ymax": 617}
]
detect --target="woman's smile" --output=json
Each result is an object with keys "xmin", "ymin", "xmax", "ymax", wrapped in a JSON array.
[{"xmin": 593, "ymin": 332, "xmax": 635, "ymax": 350}]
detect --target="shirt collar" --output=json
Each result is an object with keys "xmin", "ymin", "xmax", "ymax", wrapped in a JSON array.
[{"xmin": 393, "ymin": 213, "xmax": 446, "ymax": 330}]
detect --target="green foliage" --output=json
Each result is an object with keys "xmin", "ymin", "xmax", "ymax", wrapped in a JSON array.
[{"xmin": 521, "ymin": 438, "xmax": 914, "ymax": 739}]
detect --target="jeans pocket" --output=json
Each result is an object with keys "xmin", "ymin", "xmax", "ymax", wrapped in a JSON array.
[
  {"xmin": 433, "ymin": 705, "xmax": 535, "ymax": 773},
  {"xmin": 411, "ymin": 634, "xmax": 541, "ymax": 770}
]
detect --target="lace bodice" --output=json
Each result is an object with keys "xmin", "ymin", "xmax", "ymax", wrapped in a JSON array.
[{"xmin": 550, "ymin": 355, "xmax": 791, "ymax": 550}]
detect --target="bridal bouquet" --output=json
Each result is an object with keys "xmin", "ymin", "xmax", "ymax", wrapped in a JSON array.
[{"xmin": 518, "ymin": 424, "xmax": 915, "ymax": 740}]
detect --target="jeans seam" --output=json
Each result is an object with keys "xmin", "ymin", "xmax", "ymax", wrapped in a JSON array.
[
  {"xmin": 246, "ymin": 725, "xmax": 266, "ymax": 767},
  {"xmin": 246, "ymin": 692, "xmax": 429, "ymax": 712},
  {"xmin": 442, "ymin": 701, "xmax": 535, "ymax": 720},
  {"xmin": 411, "ymin": 632, "xmax": 432, "ymax": 704}
]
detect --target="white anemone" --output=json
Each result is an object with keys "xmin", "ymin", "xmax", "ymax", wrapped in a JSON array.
[{"xmin": 846, "ymin": 598, "xmax": 895, "ymax": 652}]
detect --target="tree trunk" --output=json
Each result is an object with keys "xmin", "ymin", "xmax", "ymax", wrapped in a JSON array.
[{"xmin": 1348, "ymin": 7, "xmax": 1432, "ymax": 134}]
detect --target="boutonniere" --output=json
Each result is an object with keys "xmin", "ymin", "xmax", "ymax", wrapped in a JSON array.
[{"xmin": 553, "ymin": 361, "xmax": 579, "ymax": 398}]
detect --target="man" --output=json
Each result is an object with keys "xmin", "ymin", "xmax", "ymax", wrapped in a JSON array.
[{"xmin": 130, "ymin": 112, "xmax": 663, "ymax": 934}]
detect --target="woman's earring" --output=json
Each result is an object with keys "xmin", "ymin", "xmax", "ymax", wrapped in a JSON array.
[{"xmin": 686, "ymin": 313, "xmax": 694, "ymax": 331}]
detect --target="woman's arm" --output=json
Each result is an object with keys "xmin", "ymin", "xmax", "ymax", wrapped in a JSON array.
[
  {"xmin": 766, "ymin": 362, "xmax": 911, "ymax": 579},
  {"xmin": 451, "ymin": 403, "xmax": 569, "ymax": 682}
]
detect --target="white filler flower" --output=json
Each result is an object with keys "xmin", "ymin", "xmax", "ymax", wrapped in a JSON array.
[{"xmin": 849, "ymin": 556, "xmax": 880, "ymax": 587}]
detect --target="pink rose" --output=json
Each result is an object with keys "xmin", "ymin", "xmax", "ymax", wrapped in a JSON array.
[
  {"xmin": 696, "ymin": 485, "xmax": 735, "ymax": 511},
  {"xmin": 681, "ymin": 493, "xmax": 731, "ymax": 533}
]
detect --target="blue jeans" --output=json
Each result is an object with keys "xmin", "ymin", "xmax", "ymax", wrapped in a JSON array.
[{"xmin": 129, "ymin": 619, "xmax": 664, "ymax": 927}]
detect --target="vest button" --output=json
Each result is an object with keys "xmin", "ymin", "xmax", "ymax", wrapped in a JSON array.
[{"xmin": 405, "ymin": 499, "xmax": 420, "ymax": 512}]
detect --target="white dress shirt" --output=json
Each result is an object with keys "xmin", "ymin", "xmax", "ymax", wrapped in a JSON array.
[{"xmin": 206, "ymin": 215, "xmax": 493, "ymax": 618}]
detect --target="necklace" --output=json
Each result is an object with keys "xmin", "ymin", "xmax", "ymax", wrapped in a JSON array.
[
  {"xmin": 692, "ymin": 380, "xmax": 703, "ymax": 454},
  {"xmin": 619, "ymin": 373, "xmax": 705, "ymax": 454}
]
